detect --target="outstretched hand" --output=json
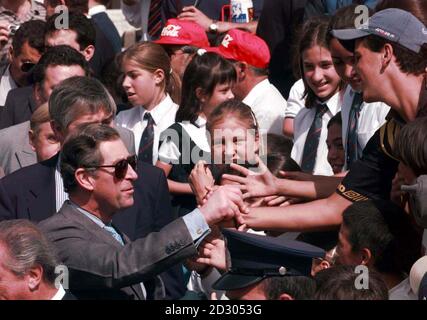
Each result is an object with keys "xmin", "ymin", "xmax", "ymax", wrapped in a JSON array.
[{"xmin": 221, "ymin": 155, "xmax": 279, "ymax": 199}]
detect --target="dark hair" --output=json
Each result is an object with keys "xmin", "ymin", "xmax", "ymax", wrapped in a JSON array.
[
  {"xmin": 12, "ymin": 20, "xmax": 46, "ymax": 56},
  {"xmin": 327, "ymin": 4, "xmax": 373, "ymax": 52},
  {"xmin": 267, "ymin": 153, "xmax": 301, "ymax": 176},
  {"xmin": 265, "ymin": 133, "xmax": 293, "ymax": 157},
  {"xmin": 45, "ymin": 12, "xmax": 96, "ymax": 50},
  {"xmin": 0, "ymin": 220, "xmax": 59, "ymax": 284},
  {"xmin": 342, "ymin": 200, "xmax": 421, "ymax": 274},
  {"xmin": 60, "ymin": 123, "xmax": 120, "ymax": 193},
  {"xmin": 361, "ymin": 35, "xmax": 427, "ymax": 75},
  {"xmin": 394, "ymin": 117, "xmax": 427, "ymax": 176},
  {"xmin": 375, "ymin": 0, "xmax": 427, "ymax": 26},
  {"xmin": 262, "ymin": 276, "xmax": 316, "ymax": 300},
  {"xmin": 327, "ymin": 111, "xmax": 342, "ymax": 129},
  {"xmin": 64, "ymin": 0, "xmax": 89, "ymax": 14},
  {"xmin": 121, "ymin": 42, "xmax": 182, "ymax": 104},
  {"xmin": 207, "ymin": 99, "xmax": 259, "ymax": 135},
  {"xmin": 176, "ymin": 52, "xmax": 236, "ymax": 124},
  {"xmin": 294, "ymin": 17, "xmax": 343, "ymax": 108},
  {"xmin": 49, "ymin": 76, "xmax": 117, "ymax": 131},
  {"xmin": 32, "ymin": 45, "xmax": 90, "ymax": 84},
  {"xmin": 314, "ymin": 265, "xmax": 389, "ymax": 300}
]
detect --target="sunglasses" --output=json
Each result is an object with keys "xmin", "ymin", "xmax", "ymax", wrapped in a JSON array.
[
  {"xmin": 21, "ymin": 62, "xmax": 36, "ymax": 73},
  {"xmin": 84, "ymin": 155, "xmax": 137, "ymax": 180}
]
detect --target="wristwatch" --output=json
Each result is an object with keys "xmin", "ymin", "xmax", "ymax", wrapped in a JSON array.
[{"xmin": 208, "ymin": 20, "xmax": 219, "ymax": 33}]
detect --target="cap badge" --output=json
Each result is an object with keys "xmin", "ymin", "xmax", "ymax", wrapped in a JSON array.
[
  {"xmin": 222, "ymin": 34, "xmax": 234, "ymax": 48},
  {"xmin": 279, "ymin": 266, "xmax": 287, "ymax": 276},
  {"xmin": 161, "ymin": 25, "xmax": 182, "ymax": 37}
]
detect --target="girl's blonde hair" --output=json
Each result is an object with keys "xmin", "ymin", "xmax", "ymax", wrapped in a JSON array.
[{"xmin": 121, "ymin": 42, "xmax": 182, "ymax": 104}]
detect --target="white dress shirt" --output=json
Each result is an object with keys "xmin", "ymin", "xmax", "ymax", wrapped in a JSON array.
[
  {"xmin": 55, "ymin": 158, "xmax": 69, "ymax": 212},
  {"xmin": 389, "ymin": 278, "xmax": 417, "ymax": 300},
  {"xmin": 0, "ymin": 65, "xmax": 17, "ymax": 106},
  {"xmin": 242, "ymin": 79, "xmax": 287, "ymax": 135},
  {"xmin": 115, "ymin": 95, "xmax": 179, "ymax": 165},
  {"xmin": 285, "ymin": 79, "xmax": 306, "ymax": 119},
  {"xmin": 341, "ymin": 86, "xmax": 390, "ymax": 170},
  {"xmin": 291, "ymin": 92, "xmax": 342, "ymax": 176},
  {"xmin": 88, "ymin": 4, "xmax": 106, "ymax": 16}
]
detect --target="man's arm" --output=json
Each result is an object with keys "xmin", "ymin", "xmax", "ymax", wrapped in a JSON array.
[{"xmin": 243, "ymin": 192, "xmax": 352, "ymax": 232}]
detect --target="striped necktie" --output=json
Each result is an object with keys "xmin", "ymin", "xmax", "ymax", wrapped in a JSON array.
[
  {"xmin": 346, "ymin": 92, "xmax": 364, "ymax": 168},
  {"xmin": 139, "ymin": 112, "xmax": 155, "ymax": 164},
  {"xmin": 301, "ymin": 103, "xmax": 329, "ymax": 173},
  {"xmin": 148, "ymin": 0, "xmax": 163, "ymax": 39}
]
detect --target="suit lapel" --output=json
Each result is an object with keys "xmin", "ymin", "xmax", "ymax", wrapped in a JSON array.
[
  {"xmin": 61, "ymin": 203, "xmax": 145, "ymax": 300},
  {"xmin": 15, "ymin": 145, "xmax": 36, "ymax": 169}
]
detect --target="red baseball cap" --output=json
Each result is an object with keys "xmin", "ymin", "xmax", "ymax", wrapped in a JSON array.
[
  {"xmin": 206, "ymin": 29, "xmax": 270, "ymax": 69},
  {"xmin": 154, "ymin": 19, "xmax": 210, "ymax": 48}
]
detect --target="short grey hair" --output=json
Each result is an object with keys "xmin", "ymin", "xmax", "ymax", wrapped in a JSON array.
[
  {"xmin": 0, "ymin": 220, "xmax": 59, "ymax": 284},
  {"xmin": 48, "ymin": 76, "xmax": 117, "ymax": 131}
]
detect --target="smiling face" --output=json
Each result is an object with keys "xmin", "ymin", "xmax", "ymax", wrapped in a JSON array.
[
  {"xmin": 353, "ymin": 39, "xmax": 385, "ymax": 103},
  {"xmin": 302, "ymin": 45, "xmax": 341, "ymax": 101},
  {"xmin": 329, "ymin": 38, "xmax": 362, "ymax": 91},
  {"xmin": 91, "ymin": 139, "xmax": 138, "ymax": 215}
]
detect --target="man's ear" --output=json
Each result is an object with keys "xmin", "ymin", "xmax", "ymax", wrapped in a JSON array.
[
  {"xmin": 278, "ymin": 293, "xmax": 294, "ymax": 300},
  {"xmin": 236, "ymin": 62, "xmax": 248, "ymax": 82},
  {"xmin": 381, "ymin": 43, "xmax": 393, "ymax": 71},
  {"xmin": 29, "ymin": 129, "xmax": 36, "ymax": 151},
  {"xmin": 82, "ymin": 45, "xmax": 95, "ymax": 62},
  {"xmin": 153, "ymin": 68, "xmax": 166, "ymax": 86},
  {"xmin": 75, "ymin": 168, "xmax": 96, "ymax": 192},
  {"xmin": 360, "ymin": 248, "xmax": 373, "ymax": 266},
  {"xmin": 27, "ymin": 265, "xmax": 43, "ymax": 291}
]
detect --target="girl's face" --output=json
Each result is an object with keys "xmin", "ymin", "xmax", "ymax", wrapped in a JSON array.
[
  {"xmin": 302, "ymin": 45, "xmax": 341, "ymax": 101},
  {"xmin": 122, "ymin": 60, "xmax": 162, "ymax": 108},
  {"xmin": 210, "ymin": 115, "xmax": 259, "ymax": 167},
  {"xmin": 199, "ymin": 82, "xmax": 234, "ymax": 118}
]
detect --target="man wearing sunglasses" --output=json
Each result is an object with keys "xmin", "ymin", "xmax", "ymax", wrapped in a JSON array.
[
  {"xmin": 0, "ymin": 20, "xmax": 45, "ymax": 107},
  {"xmin": 38, "ymin": 123, "xmax": 246, "ymax": 300},
  {"xmin": 0, "ymin": 76, "xmax": 188, "ymax": 299}
]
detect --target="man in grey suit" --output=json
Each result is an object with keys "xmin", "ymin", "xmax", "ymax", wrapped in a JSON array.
[{"xmin": 39, "ymin": 123, "xmax": 246, "ymax": 300}]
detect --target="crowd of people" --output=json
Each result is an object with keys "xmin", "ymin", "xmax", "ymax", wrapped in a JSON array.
[{"xmin": 0, "ymin": 0, "xmax": 426, "ymax": 301}]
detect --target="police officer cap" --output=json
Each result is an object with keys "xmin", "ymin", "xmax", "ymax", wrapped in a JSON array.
[{"xmin": 212, "ymin": 229, "xmax": 325, "ymax": 291}]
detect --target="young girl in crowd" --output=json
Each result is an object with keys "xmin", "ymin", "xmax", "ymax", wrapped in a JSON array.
[
  {"xmin": 291, "ymin": 17, "xmax": 344, "ymax": 176},
  {"xmin": 116, "ymin": 42, "xmax": 181, "ymax": 164},
  {"xmin": 156, "ymin": 52, "xmax": 236, "ymax": 218}
]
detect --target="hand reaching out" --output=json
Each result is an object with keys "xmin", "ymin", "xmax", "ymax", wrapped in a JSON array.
[
  {"xmin": 196, "ymin": 237, "xmax": 226, "ymax": 272},
  {"xmin": 189, "ymin": 161, "xmax": 215, "ymax": 206}
]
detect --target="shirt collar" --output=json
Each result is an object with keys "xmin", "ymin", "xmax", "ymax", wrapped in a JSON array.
[
  {"xmin": 243, "ymin": 78, "xmax": 270, "ymax": 105},
  {"xmin": 89, "ymin": 5, "xmax": 106, "ymax": 16},
  {"xmin": 315, "ymin": 91, "xmax": 341, "ymax": 114},
  {"xmin": 140, "ymin": 94, "xmax": 173, "ymax": 126},
  {"xmin": 51, "ymin": 285, "xmax": 66, "ymax": 300},
  {"xmin": 69, "ymin": 200, "xmax": 109, "ymax": 228},
  {"xmin": 194, "ymin": 115, "xmax": 207, "ymax": 128}
]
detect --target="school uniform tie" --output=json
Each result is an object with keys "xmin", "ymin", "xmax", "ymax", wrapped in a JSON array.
[
  {"xmin": 346, "ymin": 92, "xmax": 364, "ymax": 168},
  {"xmin": 139, "ymin": 112, "xmax": 155, "ymax": 164},
  {"xmin": 148, "ymin": 0, "xmax": 163, "ymax": 39},
  {"xmin": 301, "ymin": 103, "xmax": 329, "ymax": 173}
]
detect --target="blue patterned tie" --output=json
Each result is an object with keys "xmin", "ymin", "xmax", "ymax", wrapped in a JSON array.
[
  {"xmin": 139, "ymin": 112, "xmax": 155, "ymax": 164},
  {"xmin": 346, "ymin": 92, "xmax": 364, "ymax": 169},
  {"xmin": 103, "ymin": 225, "xmax": 125, "ymax": 246},
  {"xmin": 301, "ymin": 103, "xmax": 329, "ymax": 173}
]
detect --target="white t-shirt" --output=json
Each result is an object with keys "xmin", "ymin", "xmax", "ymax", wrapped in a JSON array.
[
  {"xmin": 115, "ymin": 94, "xmax": 179, "ymax": 165},
  {"xmin": 243, "ymin": 79, "xmax": 287, "ymax": 135},
  {"xmin": 285, "ymin": 79, "xmax": 306, "ymax": 119},
  {"xmin": 291, "ymin": 92, "xmax": 342, "ymax": 176}
]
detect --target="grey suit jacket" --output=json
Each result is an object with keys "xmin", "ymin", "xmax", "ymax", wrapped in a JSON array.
[
  {"xmin": 0, "ymin": 123, "xmax": 135, "ymax": 176},
  {"xmin": 39, "ymin": 201, "xmax": 197, "ymax": 300}
]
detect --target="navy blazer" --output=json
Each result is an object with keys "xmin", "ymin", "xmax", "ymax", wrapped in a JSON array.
[
  {"xmin": 0, "ymin": 154, "xmax": 186, "ymax": 299},
  {"xmin": 0, "ymin": 86, "xmax": 36, "ymax": 129},
  {"xmin": 92, "ymin": 12, "xmax": 122, "ymax": 55}
]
